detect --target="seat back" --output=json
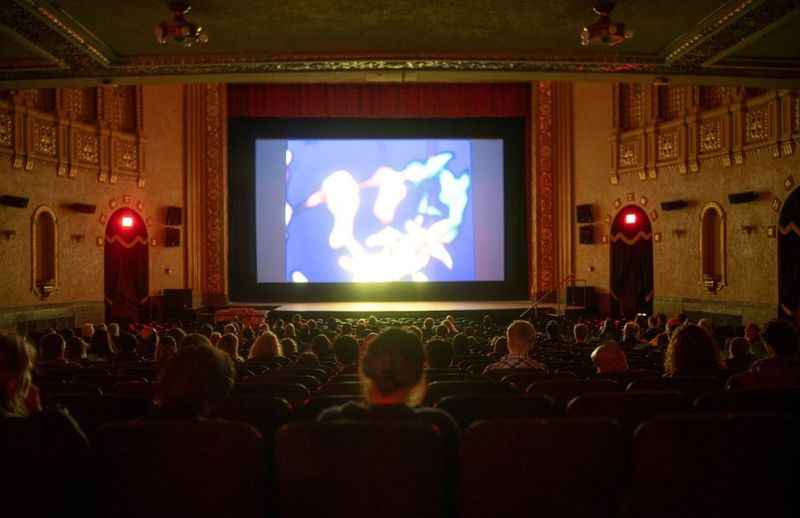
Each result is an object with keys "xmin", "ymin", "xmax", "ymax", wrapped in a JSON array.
[
  {"xmin": 632, "ymin": 414, "xmax": 800, "ymax": 518},
  {"xmin": 96, "ymin": 418, "xmax": 266, "ymax": 518},
  {"xmin": 460, "ymin": 418, "xmax": 623, "ymax": 518},
  {"xmin": 235, "ymin": 382, "xmax": 310, "ymax": 405},
  {"xmin": 567, "ymin": 391, "xmax": 685, "ymax": 438},
  {"xmin": 527, "ymin": 379, "xmax": 622, "ymax": 410},
  {"xmin": 436, "ymin": 395, "xmax": 555, "ymax": 428},
  {"xmin": 425, "ymin": 380, "xmax": 515, "ymax": 406},
  {"xmin": 484, "ymin": 368, "xmax": 550, "ymax": 382},
  {"xmin": 627, "ymin": 376, "xmax": 721, "ymax": 403},
  {"xmin": 694, "ymin": 388, "xmax": 800, "ymax": 415},
  {"xmin": 277, "ymin": 421, "xmax": 445, "ymax": 518},
  {"xmin": 318, "ymin": 382, "xmax": 363, "ymax": 396},
  {"xmin": 295, "ymin": 395, "xmax": 363, "ymax": 421}
]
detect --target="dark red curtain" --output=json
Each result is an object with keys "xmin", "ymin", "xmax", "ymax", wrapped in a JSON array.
[
  {"xmin": 229, "ymin": 83, "xmax": 531, "ymax": 119},
  {"xmin": 105, "ymin": 209, "xmax": 149, "ymax": 324},
  {"xmin": 779, "ymin": 188, "xmax": 800, "ymax": 324},
  {"xmin": 229, "ymin": 83, "xmax": 533, "ymax": 293},
  {"xmin": 610, "ymin": 206, "xmax": 653, "ymax": 318}
]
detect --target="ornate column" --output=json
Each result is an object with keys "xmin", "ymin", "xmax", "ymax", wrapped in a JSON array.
[
  {"xmin": 533, "ymin": 81, "xmax": 573, "ymax": 301},
  {"xmin": 184, "ymin": 84, "xmax": 228, "ymax": 306}
]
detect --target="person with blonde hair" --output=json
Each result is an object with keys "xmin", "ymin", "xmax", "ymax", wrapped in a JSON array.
[
  {"xmin": 1, "ymin": 334, "xmax": 89, "ymax": 515},
  {"xmin": 484, "ymin": 320, "xmax": 548, "ymax": 372},
  {"xmin": 248, "ymin": 331, "xmax": 283, "ymax": 361}
]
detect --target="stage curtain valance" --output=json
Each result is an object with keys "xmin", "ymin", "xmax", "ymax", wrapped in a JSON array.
[{"xmin": 228, "ymin": 83, "xmax": 531, "ymax": 118}]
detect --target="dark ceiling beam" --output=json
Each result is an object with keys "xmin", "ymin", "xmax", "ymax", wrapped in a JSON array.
[
  {"xmin": 0, "ymin": 0, "xmax": 113, "ymax": 71},
  {"xmin": 663, "ymin": 0, "xmax": 800, "ymax": 67}
]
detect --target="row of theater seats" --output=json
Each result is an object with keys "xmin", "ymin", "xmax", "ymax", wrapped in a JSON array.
[
  {"xmin": 91, "ymin": 413, "xmax": 799, "ymax": 518},
  {"xmin": 31, "ymin": 357, "xmax": 800, "ymax": 518}
]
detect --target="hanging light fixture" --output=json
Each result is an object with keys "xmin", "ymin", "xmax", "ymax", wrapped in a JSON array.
[
  {"xmin": 580, "ymin": 0, "xmax": 633, "ymax": 47},
  {"xmin": 154, "ymin": 1, "xmax": 208, "ymax": 47}
]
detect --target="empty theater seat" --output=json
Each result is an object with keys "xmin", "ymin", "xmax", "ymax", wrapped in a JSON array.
[
  {"xmin": 632, "ymin": 413, "xmax": 800, "ymax": 518},
  {"xmin": 276, "ymin": 421, "xmax": 446, "ymax": 518},
  {"xmin": 460, "ymin": 418, "xmax": 623, "ymax": 518},
  {"xmin": 425, "ymin": 380, "xmax": 516, "ymax": 406},
  {"xmin": 526, "ymin": 379, "xmax": 622, "ymax": 410},
  {"xmin": 436, "ymin": 394, "xmax": 556, "ymax": 428},
  {"xmin": 96, "ymin": 418, "xmax": 266, "ymax": 518}
]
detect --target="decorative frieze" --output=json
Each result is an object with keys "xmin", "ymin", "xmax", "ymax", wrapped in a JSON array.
[
  {"xmin": 75, "ymin": 133, "xmax": 99, "ymax": 164},
  {"xmin": 745, "ymin": 107, "xmax": 769, "ymax": 143},
  {"xmin": 0, "ymin": 86, "xmax": 145, "ymax": 183},
  {"xmin": 32, "ymin": 120, "xmax": 57, "ymax": 156},
  {"xmin": 657, "ymin": 132, "xmax": 678, "ymax": 160},
  {"xmin": 700, "ymin": 120, "xmax": 722, "ymax": 152},
  {"xmin": 0, "ymin": 112, "xmax": 11, "ymax": 147},
  {"xmin": 612, "ymin": 84, "xmax": 798, "ymax": 178}
]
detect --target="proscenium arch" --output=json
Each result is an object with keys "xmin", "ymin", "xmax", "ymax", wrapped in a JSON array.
[
  {"xmin": 698, "ymin": 202, "xmax": 727, "ymax": 292},
  {"xmin": 31, "ymin": 205, "xmax": 58, "ymax": 299}
]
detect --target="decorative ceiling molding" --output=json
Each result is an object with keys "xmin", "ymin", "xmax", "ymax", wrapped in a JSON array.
[
  {"xmin": 0, "ymin": 0, "xmax": 112, "ymax": 71},
  {"xmin": 664, "ymin": 0, "xmax": 800, "ymax": 66},
  {"xmin": 0, "ymin": 0, "xmax": 800, "ymax": 86}
]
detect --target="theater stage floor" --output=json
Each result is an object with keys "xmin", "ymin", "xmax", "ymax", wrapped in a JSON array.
[{"xmin": 251, "ymin": 300, "xmax": 584, "ymax": 319}]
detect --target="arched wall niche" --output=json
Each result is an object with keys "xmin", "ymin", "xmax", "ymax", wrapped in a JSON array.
[
  {"xmin": 699, "ymin": 202, "xmax": 726, "ymax": 293},
  {"xmin": 31, "ymin": 205, "xmax": 58, "ymax": 299}
]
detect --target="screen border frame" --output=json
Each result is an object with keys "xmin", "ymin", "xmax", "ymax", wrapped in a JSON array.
[{"xmin": 228, "ymin": 117, "xmax": 529, "ymax": 302}]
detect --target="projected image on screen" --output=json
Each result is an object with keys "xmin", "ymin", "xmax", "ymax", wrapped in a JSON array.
[{"xmin": 255, "ymin": 139, "xmax": 504, "ymax": 284}]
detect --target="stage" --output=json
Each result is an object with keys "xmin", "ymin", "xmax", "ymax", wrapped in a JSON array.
[{"xmin": 233, "ymin": 300, "xmax": 586, "ymax": 320}]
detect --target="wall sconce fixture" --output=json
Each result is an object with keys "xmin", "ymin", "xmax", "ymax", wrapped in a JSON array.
[
  {"xmin": 70, "ymin": 234, "xmax": 86, "ymax": 243},
  {"xmin": 672, "ymin": 229, "xmax": 686, "ymax": 238},
  {"xmin": 741, "ymin": 225, "xmax": 756, "ymax": 235},
  {"xmin": 1, "ymin": 229, "xmax": 16, "ymax": 240}
]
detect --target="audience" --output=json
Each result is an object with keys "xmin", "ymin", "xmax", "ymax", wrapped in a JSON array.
[
  {"xmin": 155, "ymin": 338, "xmax": 235, "ymax": 418},
  {"xmin": 1, "ymin": 334, "xmax": 90, "ymax": 515},
  {"xmin": 65, "ymin": 336, "xmax": 89, "ymax": 364},
  {"xmin": 318, "ymin": 327, "xmax": 458, "ymax": 437},
  {"xmin": 664, "ymin": 324, "xmax": 722, "ymax": 377},
  {"xmin": 725, "ymin": 337, "xmax": 754, "ymax": 371},
  {"xmin": 115, "ymin": 332, "xmax": 141, "ymax": 363},
  {"xmin": 573, "ymin": 323, "xmax": 589, "ymax": 346},
  {"xmin": 620, "ymin": 321, "xmax": 644, "ymax": 350},
  {"xmin": 248, "ymin": 331, "xmax": 283, "ymax": 361},
  {"xmin": 591, "ymin": 341, "xmax": 629, "ymax": 374},
  {"xmin": 729, "ymin": 319, "xmax": 800, "ymax": 389},
  {"xmin": 155, "ymin": 335, "xmax": 178, "ymax": 371},
  {"xmin": 333, "ymin": 335, "xmax": 359, "ymax": 369},
  {"xmin": 425, "ymin": 338, "xmax": 454, "ymax": 369},
  {"xmin": 311, "ymin": 334, "xmax": 334, "ymax": 361},
  {"xmin": 485, "ymin": 320, "xmax": 547, "ymax": 372},
  {"xmin": 38, "ymin": 332, "xmax": 78, "ymax": 368},
  {"xmin": 744, "ymin": 322, "xmax": 769, "ymax": 359},
  {"xmin": 218, "ymin": 333, "xmax": 244, "ymax": 363}
]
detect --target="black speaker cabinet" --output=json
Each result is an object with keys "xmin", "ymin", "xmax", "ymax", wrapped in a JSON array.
[
  {"xmin": 579, "ymin": 225, "xmax": 594, "ymax": 244},
  {"xmin": 164, "ymin": 289, "xmax": 192, "ymax": 318},
  {"xmin": 165, "ymin": 227, "xmax": 180, "ymax": 247},
  {"xmin": 0, "ymin": 195, "xmax": 30, "ymax": 208},
  {"xmin": 728, "ymin": 191, "xmax": 759, "ymax": 204},
  {"xmin": 69, "ymin": 203, "xmax": 97, "ymax": 214},
  {"xmin": 660, "ymin": 200, "xmax": 688, "ymax": 211},
  {"xmin": 576, "ymin": 204, "xmax": 593, "ymax": 223},
  {"xmin": 566, "ymin": 286, "xmax": 595, "ymax": 310},
  {"xmin": 166, "ymin": 206, "xmax": 183, "ymax": 226}
]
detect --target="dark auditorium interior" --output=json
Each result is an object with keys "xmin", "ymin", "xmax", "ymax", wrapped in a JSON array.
[{"xmin": 1, "ymin": 1, "xmax": 800, "ymax": 517}]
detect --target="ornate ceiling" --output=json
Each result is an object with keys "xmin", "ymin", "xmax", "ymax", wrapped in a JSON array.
[{"xmin": 1, "ymin": 0, "xmax": 799, "ymax": 87}]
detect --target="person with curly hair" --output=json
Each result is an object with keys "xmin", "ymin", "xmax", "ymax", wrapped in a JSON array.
[{"xmin": 663, "ymin": 324, "xmax": 723, "ymax": 377}]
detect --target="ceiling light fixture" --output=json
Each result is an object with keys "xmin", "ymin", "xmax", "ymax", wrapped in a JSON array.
[
  {"xmin": 580, "ymin": 0, "xmax": 633, "ymax": 47},
  {"xmin": 155, "ymin": 1, "xmax": 208, "ymax": 47}
]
